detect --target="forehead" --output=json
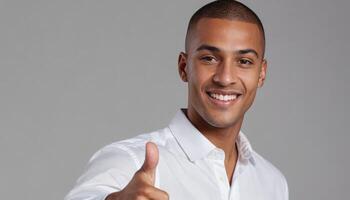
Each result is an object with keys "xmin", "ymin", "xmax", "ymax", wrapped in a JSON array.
[{"xmin": 188, "ymin": 18, "xmax": 264, "ymax": 54}]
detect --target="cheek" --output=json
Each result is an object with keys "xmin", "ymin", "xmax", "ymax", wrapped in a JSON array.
[
  {"xmin": 240, "ymin": 70, "xmax": 260, "ymax": 92},
  {"xmin": 239, "ymin": 71, "xmax": 260, "ymax": 110},
  {"xmin": 187, "ymin": 68, "xmax": 203, "ymax": 104},
  {"xmin": 188, "ymin": 66, "xmax": 212, "ymax": 91}
]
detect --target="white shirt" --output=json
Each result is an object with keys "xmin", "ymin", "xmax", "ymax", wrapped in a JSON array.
[{"xmin": 65, "ymin": 109, "xmax": 288, "ymax": 200}]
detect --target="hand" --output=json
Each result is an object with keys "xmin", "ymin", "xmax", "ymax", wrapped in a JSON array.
[{"xmin": 106, "ymin": 142, "xmax": 169, "ymax": 200}]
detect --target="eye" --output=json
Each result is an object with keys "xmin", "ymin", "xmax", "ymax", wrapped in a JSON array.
[
  {"xmin": 200, "ymin": 56, "xmax": 218, "ymax": 64},
  {"xmin": 238, "ymin": 58, "xmax": 253, "ymax": 66}
]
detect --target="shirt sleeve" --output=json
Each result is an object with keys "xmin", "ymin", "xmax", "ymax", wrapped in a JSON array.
[
  {"xmin": 283, "ymin": 175, "xmax": 289, "ymax": 200},
  {"xmin": 64, "ymin": 145, "xmax": 139, "ymax": 200}
]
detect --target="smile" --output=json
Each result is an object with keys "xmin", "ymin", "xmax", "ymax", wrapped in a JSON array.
[
  {"xmin": 206, "ymin": 90, "xmax": 242, "ymax": 107},
  {"xmin": 209, "ymin": 93, "xmax": 237, "ymax": 101}
]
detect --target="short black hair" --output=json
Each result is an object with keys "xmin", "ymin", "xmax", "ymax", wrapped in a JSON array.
[{"xmin": 185, "ymin": 0, "xmax": 265, "ymax": 56}]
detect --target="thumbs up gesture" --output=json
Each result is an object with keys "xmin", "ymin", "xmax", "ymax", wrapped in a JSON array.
[{"xmin": 105, "ymin": 142, "xmax": 169, "ymax": 200}]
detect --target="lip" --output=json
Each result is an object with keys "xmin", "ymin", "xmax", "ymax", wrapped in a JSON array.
[
  {"xmin": 206, "ymin": 91, "xmax": 242, "ymax": 108},
  {"xmin": 206, "ymin": 89, "xmax": 243, "ymax": 96}
]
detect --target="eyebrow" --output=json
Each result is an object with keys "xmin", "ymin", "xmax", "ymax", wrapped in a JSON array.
[
  {"xmin": 196, "ymin": 44, "xmax": 220, "ymax": 52},
  {"xmin": 196, "ymin": 44, "xmax": 259, "ymax": 59},
  {"xmin": 238, "ymin": 49, "xmax": 259, "ymax": 59}
]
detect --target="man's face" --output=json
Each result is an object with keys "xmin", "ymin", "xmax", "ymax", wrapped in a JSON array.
[{"xmin": 178, "ymin": 18, "xmax": 267, "ymax": 129}]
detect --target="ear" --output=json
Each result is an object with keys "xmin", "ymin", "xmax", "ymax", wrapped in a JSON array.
[
  {"xmin": 178, "ymin": 52, "xmax": 188, "ymax": 82},
  {"xmin": 258, "ymin": 59, "xmax": 267, "ymax": 88}
]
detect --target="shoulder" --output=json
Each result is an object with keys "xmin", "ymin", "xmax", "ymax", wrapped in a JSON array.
[
  {"xmin": 77, "ymin": 127, "xmax": 171, "ymax": 182},
  {"xmin": 66, "ymin": 127, "xmax": 174, "ymax": 198},
  {"xmin": 251, "ymin": 151, "xmax": 287, "ymax": 181},
  {"xmin": 251, "ymin": 151, "xmax": 289, "ymax": 199},
  {"xmin": 99, "ymin": 126, "xmax": 172, "ymax": 152},
  {"xmin": 89, "ymin": 127, "xmax": 172, "ymax": 167}
]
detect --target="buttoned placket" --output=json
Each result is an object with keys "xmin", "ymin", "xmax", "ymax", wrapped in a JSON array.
[
  {"xmin": 229, "ymin": 153, "xmax": 251, "ymax": 200},
  {"xmin": 206, "ymin": 148, "xmax": 234, "ymax": 200},
  {"xmin": 206, "ymin": 147, "xmax": 251, "ymax": 200},
  {"xmin": 229, "ymin": 158, "xmax": 241, "ymax": 200}
]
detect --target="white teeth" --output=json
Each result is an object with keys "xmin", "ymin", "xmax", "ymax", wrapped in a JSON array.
[{"xmin": 209, "ymin": 93, "xmax": 238, "ymax": 101}]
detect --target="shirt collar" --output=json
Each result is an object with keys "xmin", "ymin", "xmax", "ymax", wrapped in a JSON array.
[{"xmin": 168, "ymin": 109, "xmax": 255, "ymax": 165}]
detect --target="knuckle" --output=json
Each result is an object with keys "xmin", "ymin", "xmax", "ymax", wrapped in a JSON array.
[
  {"xmin": 135, "ymin": 188, "xmax": 143, "ymax": 197},
  {"xmin": 140, "ymin": 186, "xmax": 153, "ymax": 196},
  {"xmin": 135, "ymin": 196, "xmax": 146, "ymax": 200},
  {"xmin": 135, "ymin": 186, "xmax": 148, "ymax": 197},
  {"xmin": 132, "ymin": 172, "xmax": 145, "ymax": 183}
]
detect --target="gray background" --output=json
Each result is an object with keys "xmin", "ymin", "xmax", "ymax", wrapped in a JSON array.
[{"xmin": 1, "ymin": 0, "xmax": 349, "ymax": 199}]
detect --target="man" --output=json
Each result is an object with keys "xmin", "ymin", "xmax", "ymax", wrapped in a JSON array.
[{"xmin": 65, "ymin": 0, "xmax": 288, "ymax": 199}]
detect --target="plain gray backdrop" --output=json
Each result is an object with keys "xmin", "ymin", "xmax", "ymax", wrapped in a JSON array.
[{"xmin": 1, "ymin": 0, "xmax": 349, "ymax": 199}]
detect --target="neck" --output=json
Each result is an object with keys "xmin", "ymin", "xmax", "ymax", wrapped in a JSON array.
[{"xmin": 184, "ymin": 109, "xmax": 244, "ymax": 162}]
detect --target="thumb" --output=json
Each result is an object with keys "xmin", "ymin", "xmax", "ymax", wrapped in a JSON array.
[{"xmin": 140, "ymin": 141, "xmax": 159, "ymax": 184}]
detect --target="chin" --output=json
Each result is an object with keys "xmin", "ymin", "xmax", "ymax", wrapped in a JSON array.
[{"xmin": 204, "ymin": 112, "xmax": 243, "ymax": 129}]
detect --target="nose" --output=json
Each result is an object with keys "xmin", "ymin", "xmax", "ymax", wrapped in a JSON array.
[{"xmin": 212, "ymin": 59, "xmax": 238, "ymax": 86}]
